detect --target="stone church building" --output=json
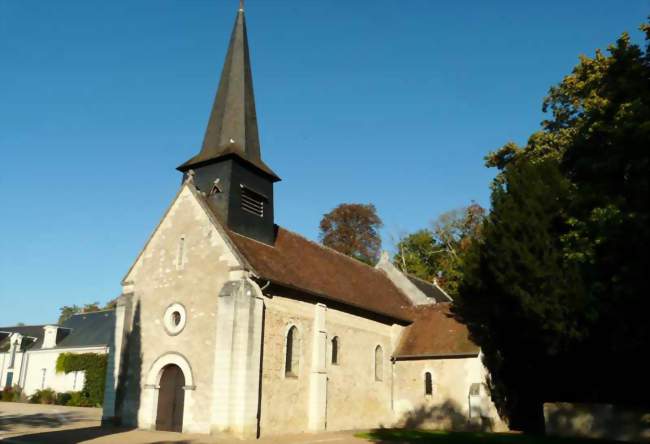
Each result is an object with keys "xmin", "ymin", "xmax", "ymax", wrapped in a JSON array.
[{"xmin": 102, "ymin": 4, "xmax": 505, "ymax": 438}]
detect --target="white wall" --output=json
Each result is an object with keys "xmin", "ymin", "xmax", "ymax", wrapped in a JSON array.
[
  {"xmin": 393, "ymin": 356, "xmax": 507, "ymax": 431},
  {"xmin": 0, "ymin": 351, "xmax": 26, "ymax": 388},
  {"xmin": 3, "ymin": 347, "xmax": 107, "ymax": 396}
]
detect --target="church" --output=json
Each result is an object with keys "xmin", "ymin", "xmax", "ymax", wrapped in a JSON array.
[{"xmin": 101, "ymin": 3, "xmax": 505, "ymax": 438}]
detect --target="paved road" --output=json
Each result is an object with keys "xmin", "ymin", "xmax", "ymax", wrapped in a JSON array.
[{"xmin": 0, "ymin": 402, "xmax": 368, "ymax": 444}]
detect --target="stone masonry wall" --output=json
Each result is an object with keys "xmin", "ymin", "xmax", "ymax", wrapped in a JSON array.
[
  {"xmin": 120, "ymin": 186, "xmax": 240, "ymax": 433},
  {"xmin": 259, "ymin": 295, "xmax": 399, "ymax": 435},
  {"xmin": 393, "ymin": 357, "xmax": 506, "ymax": 432}
]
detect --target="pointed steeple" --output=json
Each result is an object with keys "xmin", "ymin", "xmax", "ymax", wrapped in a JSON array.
[{"xmin": 178, "ymin": 4, "xmax": 279, "ymax": 181}]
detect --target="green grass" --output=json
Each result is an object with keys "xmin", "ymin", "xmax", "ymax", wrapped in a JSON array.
[{"xmin": 355, "ymin": 429, "xmax": 621, "ymax": 444}]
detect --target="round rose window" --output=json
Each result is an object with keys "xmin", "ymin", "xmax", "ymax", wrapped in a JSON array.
[{"xmin": 164, "ymin": 303, "xmax": 186, "ymax": 335}]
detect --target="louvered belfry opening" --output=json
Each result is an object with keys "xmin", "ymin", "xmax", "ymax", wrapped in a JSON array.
[{"xmin": 240, "ymin": 185, "xmax": 265, "ymax": 217}]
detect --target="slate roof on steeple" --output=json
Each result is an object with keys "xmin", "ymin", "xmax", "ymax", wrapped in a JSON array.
[{"xmin": 178, "ymin": 5, "xmax": 279, "ymax": 181}]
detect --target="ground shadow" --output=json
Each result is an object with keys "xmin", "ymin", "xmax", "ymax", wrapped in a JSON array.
[
  {"xmin": 362, "ymin": 400, "xmax": 503, "ymax": 444},
  {"xmin": 147, "ymin": 441, "xmax": 203, "ymax": 444},
  {"xmin": 0, "ymin": 411, "xmax": 87, "ymax": 431},
  {"xmin": 396, "ymin": 400, "xmax": 494, "ymax": 432},
  {"xmin": 7, "ymin": 425, "xmax": 134, "ymax": 444},
  {"xmin": 358, "ymin": 428, "xmax": 623, "ymax": 443}
]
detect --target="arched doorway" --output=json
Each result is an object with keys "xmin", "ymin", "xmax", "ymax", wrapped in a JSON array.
[{"xmin": 155, "ymin": 364, "xmax": 185, "ymax": 432}]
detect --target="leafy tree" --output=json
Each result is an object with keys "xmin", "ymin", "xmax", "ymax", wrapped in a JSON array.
[
  {"xmin": 319, "ymin": 203, "xmax": 383, "ymax": 264},
  {"xmin": 57, "ymin": 299, "xmax": 117, "ymax": 324},
  {"xmin": 58, "ymin": 305, "xmax": 81, "ymax": 324},
  {"xmin": 394, "ymin": 203, "xmax": 485, "ymax": 296},
  {"xmin": 83, "ymin": 302, "xmax": 101, "ymax": 313},
  {"xmin": 457, "ymin": 22, "xmax": 650, "ymax": 430},
  {"xmin": 394, "ymin": 229, "xmax": 440, "ymax": 282}
]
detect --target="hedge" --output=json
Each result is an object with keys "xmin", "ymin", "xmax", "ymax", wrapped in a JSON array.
[{"xmin": 55, "ymin": 352, "xmax": 107, "ymax": 406}]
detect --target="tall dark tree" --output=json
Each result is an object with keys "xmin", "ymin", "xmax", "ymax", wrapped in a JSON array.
[
  {"xmin": 457, "ymin": 160, "xmax": 586, "ymax": 431},
  {"xmin": 319, "ymin": 203, "xmax": 383, "ymax": 264},
  {"xmin": 457, "ymin": 22, "xmax": 650, "ymax": 430}
]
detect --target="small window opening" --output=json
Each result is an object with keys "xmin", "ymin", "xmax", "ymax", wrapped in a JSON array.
[
  {"xmin": 240, "ymin": 185, "xmax": 265, "ymax": 217},
  {"xmin": 331, "ymin": 336, "xmax": 339, "ymax": 365},
  {"xmin": 425, "ymin": 372, "xmax": 433, "ymax": 396},
  {"xmin": 41, "ymin": 368, "xmax": 47, "ymax": 389},
  {"xmin": 171, "ymin": 311, "xmax": 182, "ymax": 326},
  {"xmin": 374, "ymin": 345, "xmax": 383, "ymax": 381},
  {"xmin": 177, "ymin": 236, "xmax": 185, "ymax": 268},
  {"xmin": 285, "ymin": 326, "xmax": 300, "ymax": 377}
]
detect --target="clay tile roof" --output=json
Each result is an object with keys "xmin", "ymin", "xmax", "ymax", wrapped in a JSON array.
[
  {"xmin": 227, "ymin": 227, "xmax": 414, "ymax": 322},
  {"xmin": 394, "ymin": 303, "xmax": 480, "ymax": 359}
]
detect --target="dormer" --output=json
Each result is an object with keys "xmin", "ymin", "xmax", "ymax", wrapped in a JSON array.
[
  {"xmin": 42, "ymin": 325, "xmax": 59, "ymax": 349},
  {"xmin": 8, "ymin": 332, "xmax": 23, "ymax": 353}
]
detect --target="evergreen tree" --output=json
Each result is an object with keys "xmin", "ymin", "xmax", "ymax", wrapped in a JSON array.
[
  {"xmin": 458, "ymin": 22, "xmax": 650, "ymax": 429},
  {"xmin": 394, "ymin": 203, "xmax": 485, "ymax": 297},
  {"xmin": 457, "ymin": 160, "xmax": 585, "ymax": 431}
]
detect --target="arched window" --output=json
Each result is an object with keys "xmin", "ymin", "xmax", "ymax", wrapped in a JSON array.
[
  {"xmin": 331, "ymin": 336, "xmax": 339, "ymax": 365},
  {"xmin": 374, "ymin": 345, "xmax": 383, "ymax": 381},
  {"xmin": 285, "ymin": 326, "xmax": 300, "ymax": 377},
  {"xmin": 425, "ymin": 372, "xmax": 433, "ymax": 395}
]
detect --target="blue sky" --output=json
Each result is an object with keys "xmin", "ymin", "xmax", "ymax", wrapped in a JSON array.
[{"xmin": 0, "ymin": 1, "xmax": 647, "ymax": 325}]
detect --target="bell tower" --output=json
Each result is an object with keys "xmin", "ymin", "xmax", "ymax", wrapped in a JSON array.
[{"xmin": 177, "ymin": 2, "xmax": 280, "ymax": 244}]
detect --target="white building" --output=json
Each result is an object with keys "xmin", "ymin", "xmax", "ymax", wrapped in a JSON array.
[{"xmin": 0, "ymin": 310, "xmax": 114, "ymax": 396}]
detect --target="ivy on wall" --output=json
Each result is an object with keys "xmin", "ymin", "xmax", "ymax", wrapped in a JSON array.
[{"xmin": 55, "ymin": 352, "xmax": 107, "ymax": 406}]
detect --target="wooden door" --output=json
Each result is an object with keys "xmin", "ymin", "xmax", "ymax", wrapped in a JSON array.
[{"xmin": 155, "ymin": 364, "xmax": 185, "ymax": 432}]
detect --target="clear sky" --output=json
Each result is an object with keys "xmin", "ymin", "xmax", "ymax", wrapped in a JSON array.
[{"xmin": 0, "ymin": 1, "xmax": 647, "ymax": 326}]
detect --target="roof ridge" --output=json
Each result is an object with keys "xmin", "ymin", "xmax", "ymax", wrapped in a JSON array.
[
  {"xmin": 406, "ymin": 273, "xmax": 435, "ymax": 285},
  {"xmin": 274, "ymin": 226, "xmax": 415, "ymax": 309},
  {"xmin": 276, "ymin": 226, "xmax": 390, "ymax": 277},
  {"xmin": 0, "ymin": 324, "xmax": 48, "ymax": 330},
  {"xmin": 228, "ymin": 225, "xmax": 415, "ymax": 315},
  {"xmin": 70, "ymin": 308, "xmax": 115, "ymax": 316},
  {"xmin": 229, "ymin": 224, "xmax": 389, "ymax": 277}
]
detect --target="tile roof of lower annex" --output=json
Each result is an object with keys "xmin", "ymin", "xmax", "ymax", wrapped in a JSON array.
[{"xmin": 393, "ymin": 303, "xmax": 479, "ymax": 359}]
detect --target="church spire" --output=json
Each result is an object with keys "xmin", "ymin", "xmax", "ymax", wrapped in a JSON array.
[{"xmin": 178, "ymin": 3, "xmax": 279, "ymax": 181}]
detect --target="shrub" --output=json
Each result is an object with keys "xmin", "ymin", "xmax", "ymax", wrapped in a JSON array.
[
  {"xmin": 56, "ymin": 353, "xmax": 107, "ymax": 406},
  {"xmin": 1, "ymin": 386, "xmax": 13, "ymax": 402},
  {"xmin": 30, "ymin": 388, "xmax": 56, "ymax": 405},
  {"xmin": 66, "ymin": 391, "xmax": 93, "ymax": 407},
  {"xmin": 1, "ymin": 385, "xmax": 23, "ymax": 402},
  {"xmin": 56, "ymin": 391, "xmax": 72, "ymax": 406}
]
